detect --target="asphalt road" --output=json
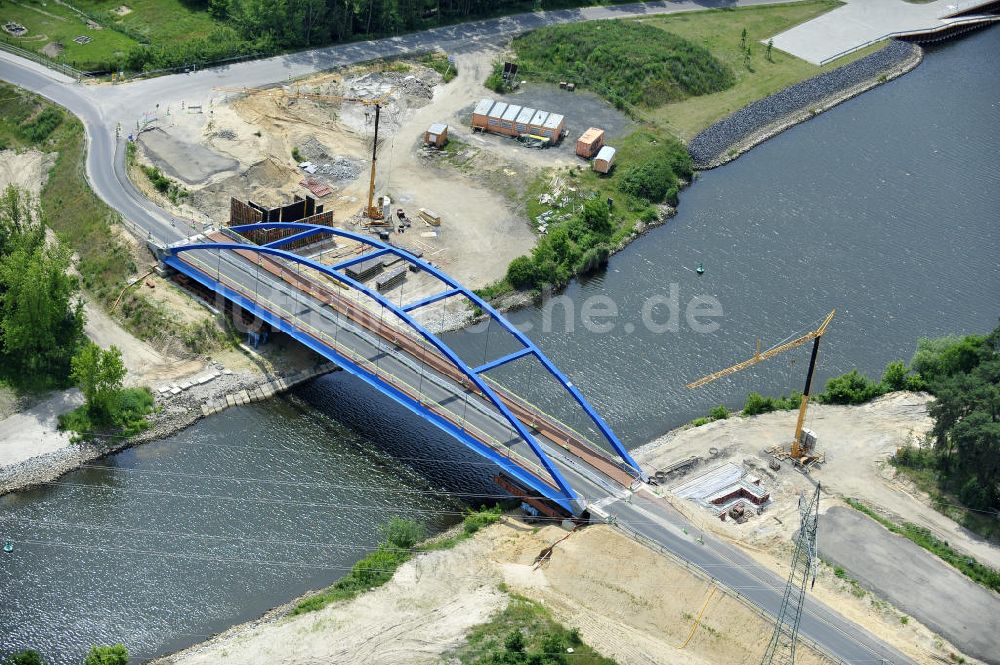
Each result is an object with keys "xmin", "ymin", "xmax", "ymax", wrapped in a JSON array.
[
  {"xmin": 820, "ymin": 507, "xmax": 998, "ymax": 664},
  {"xmin": 0, "ymin": 3, "xmax": 920, "ymax": 661}
]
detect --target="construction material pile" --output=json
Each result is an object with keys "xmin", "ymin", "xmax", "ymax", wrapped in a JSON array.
[{"xmin": 300, "ymin": 138, "xmax": 362, "ymax": 181}]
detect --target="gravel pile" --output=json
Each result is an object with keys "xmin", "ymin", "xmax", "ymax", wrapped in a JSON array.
[
  {"xmin": 343, "ymin": 71, "xmax": 435, "ymax": 101},
  {"xmin": 214, "ymin": 129, "xmax": 237, "ymax": 140},
  {"xmin": 300, "ymin": 137, "xmax": 363, "ymax": 181},
  {"xmin": 688, "ymin": 41, "xmax": 919, "ymax": 168}
]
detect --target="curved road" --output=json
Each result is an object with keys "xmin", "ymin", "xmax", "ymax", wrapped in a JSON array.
[{"xmin": 1, "ymin": 2, "xmax": 918, "ymax": 663}]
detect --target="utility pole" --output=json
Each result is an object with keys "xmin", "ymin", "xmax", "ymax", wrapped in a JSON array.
[{"xmin": 760, "ymin": 483, "xmax": 821, "ymax": 665}]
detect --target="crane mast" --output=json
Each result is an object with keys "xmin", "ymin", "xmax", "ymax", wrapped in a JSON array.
[
  {"xmin": 214, "ymin": 85, "xmax": 390, "ymax": 221},
  {"xmin": 686, "ymin": 310, "xmax": 835, "ymax": 462}
]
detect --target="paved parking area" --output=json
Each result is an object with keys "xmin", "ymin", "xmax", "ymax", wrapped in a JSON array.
[
  {"xmin": 818, "ymin": 506, "xmax": 999, "ymax": 664},
  {"xmin": 768, "ymin": 0, "xmax": 997, "ymax": 64}
]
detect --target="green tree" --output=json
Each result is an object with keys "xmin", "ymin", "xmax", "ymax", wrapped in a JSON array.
[
  {"xmin": 504, "ymin": 630, "xmax": 526, "ymax": 654},
  {"xmin": 581, "ymin": 197, "xmax": 613, "ymax": 236},
  {"xmin": 880, "ymin": 360, "xmax": 908, "ymax": 391},
  {"xmin": 380, "ymin": 517, "xmax": 425, "ymax": 549},
  {"xmin": 506, "ymin": 256, "xmax": 538, "ymax": 290},
  {"xmin": 83, "ymin": 645, "xmax": 128, "ymax": 665},
  {"xmin": 71, "ymin": 343, "xmax": 127, "ymax": 420},
  {"xmin": 4, "ymin": 650, "xmax": 45, "ymax": 665},
  {"xmin": 0, "ymin": 186, "xmax": 84, "ymax": 386},
  {"xmin": 766, "ymin": 39, "xmax": 774, "ymax": 62},
  {"xmin": 819, "ymin": 369, "xmax": 882, "ymax": 405}
]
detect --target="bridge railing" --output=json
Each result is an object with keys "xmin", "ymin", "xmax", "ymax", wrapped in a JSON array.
[{"xmin": 223, "ymin": 222, "xmax": 642, "ymax": 482}]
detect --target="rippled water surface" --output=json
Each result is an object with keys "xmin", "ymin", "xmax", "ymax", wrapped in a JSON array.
[{"xmin": 2, "ymin": 27, "xmax": 998, "ymax": 663}]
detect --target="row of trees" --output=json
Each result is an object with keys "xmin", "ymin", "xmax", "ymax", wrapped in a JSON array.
[{"xmin": 120, "ymin": 0, "xmax": 546, "ymax": 72}]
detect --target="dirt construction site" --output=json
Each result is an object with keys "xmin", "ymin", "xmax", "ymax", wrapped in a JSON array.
[
  {"xmin": 634, "ymin": 391, "xmax": 997, "ymax": 665},
  {"xmin": 132, "ymin": 47, "xmax": 632, "ymax": 310}
]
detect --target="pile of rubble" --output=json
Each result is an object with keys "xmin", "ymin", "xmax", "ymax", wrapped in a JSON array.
[{"xmin": 300, "ymin": 137, "xmax": 362, "ymax": 181}]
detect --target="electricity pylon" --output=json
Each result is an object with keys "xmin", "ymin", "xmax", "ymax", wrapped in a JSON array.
[{"xmin": 760, "ymin": 482, "xmax": 820, "ymax": 665}]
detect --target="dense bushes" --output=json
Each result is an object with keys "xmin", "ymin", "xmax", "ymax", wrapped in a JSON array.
[
  {"xmin": 742, "ymin": 390, "xmax": 802, "ymax": 416},
  {"xmin": 450, "ymin": 594, "xmax": 616, "ymax": 665},
  {"xmin": 19, "ymin": 108, "xmax": 63, "ymax": 143},
  {"xmin": 120, "ymin": 26, "xmax": 273, "ymax": 73},
  {"xmin": 58, "ymin": 342, "xmax": 155, "ymax": 441},
  {"xmin": 83, "ymin": 644, "xmax": 128, "ymax": 665},
  {"xmin": 0, "ymin": 186, "xmax": 85, "ymax": 390},
  {"xmin": 512, "ymin": 20, "xmax": 733, "ymax": 109},
  {"xmin": 505, "ymin": 133, "xmax": 691, "ymax": 292},
  {"xmin": 140, "ymin": 164, "xmax": 188, "ymax": 204}
]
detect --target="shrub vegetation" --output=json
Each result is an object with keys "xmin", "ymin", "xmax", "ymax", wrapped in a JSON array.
[
  {"xmin": 0, "ymin": 186, "xmax": 85, "ymax": 391},
  {"xmin": 83, "ymin": 645, "xmax": 128, "ymax": 665},
  {"xmin": 504, "ymin": 130, "xmax": 691, "ymax": 292},
  {"xmin": 511, "ymin": 21, "xmax": 734, "ymax": 109},
  {"xmin": 448, "ymin": 593, "xmax": 617, "ymax": 664},
  {"xmin": 292, "ymin": 506, "xmax": 505, "ymax": 615},
  {"xmin": 58, "ymin": 342, "xmax": 155, "ymax": 441}
]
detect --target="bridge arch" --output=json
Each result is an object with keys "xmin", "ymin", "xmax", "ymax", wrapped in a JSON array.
[{"xmin": 166, "ymin": 222, "xmax": 642, "ymax": 513}]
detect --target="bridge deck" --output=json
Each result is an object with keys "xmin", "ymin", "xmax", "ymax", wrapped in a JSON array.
[{"xmin": 168, "ymin": 230, "xmax": 637, "ymax": 511}]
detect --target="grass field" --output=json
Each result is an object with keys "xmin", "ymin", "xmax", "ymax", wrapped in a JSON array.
[
  {"xmin": 1, "ymin": 0, "xmax": 138, "ymax": 70},
  {"xmin": 70, "ymin": 0, "xmax": 219, "ymax": 46},
  {"xmin": 637, "ymin": 1, "xmax": 887, "ymax": 140}
]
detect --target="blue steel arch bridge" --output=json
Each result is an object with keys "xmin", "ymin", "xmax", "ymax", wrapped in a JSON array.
[{"xmin": 162, "ymin": 222, "xmax": 643, "ymax": 515}]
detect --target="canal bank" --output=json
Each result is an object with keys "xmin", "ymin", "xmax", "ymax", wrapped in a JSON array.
[
  {"xmin": 688, "ymin": 40, "xmax": 924, "ymax": 169},
  {"xmin": 0, "ymin": 361, "xmax": 338, "ymax": 497}
]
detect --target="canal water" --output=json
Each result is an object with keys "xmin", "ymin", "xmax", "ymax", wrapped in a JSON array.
[{"xmin": 2, "ymin": 27, "xmax": 998, "ymax": 663}]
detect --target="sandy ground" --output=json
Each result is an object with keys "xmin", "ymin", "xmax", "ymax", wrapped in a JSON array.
[
  {"xmin": 0, "ymin": 149, "xmax": 55, "ymax": 196},
  {"xmin": 156, "ymin": 521, "xmax": 837, "ymax": 665},
  {"xmin": 635, "ymin": 391, "xmax": 1000, "ymax": 570},
  {"xmin": 633, "ymin": 391, "xmax": 995, "ymax": 664},
  {"xmin": 0, "ymin": 390, "xmax": 81, "ymax": 467},
  {"xmin": 132, "ymin": 47, "xmax": 604, "ymax": 291}
]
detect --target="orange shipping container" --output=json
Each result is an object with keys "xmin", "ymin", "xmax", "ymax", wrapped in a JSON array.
[{"xmin": 576, "ymin": 127, "xmax": 605, "ymax": 158}]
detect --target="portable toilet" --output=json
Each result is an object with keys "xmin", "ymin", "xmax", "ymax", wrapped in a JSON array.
[
  {"xmin": 500, "ymin": 104, "xmax": 522, "ymax": 135},
  {"xmin": 471, "ymin": 99, "xmax": 494, "ymax": 130},
  {"xmin": 487, "ymin": 102, "xmax": 508, "ymax": 134},
  {"xmin": 576, "ymin": 127, "xmax": 605, "ymax": 158},
  {"xmin": 593, "ymin": 145, "xmax": 616, "ymax": 174},
  {"xmin": 515, "ymin": 107, "xmax": 536, "ymax": 136},
  {"xmin": 542, "ymin": 113, "xmax": 565, "ymax": 142},
  {"xmin": 424, "ymin": 123, "xmax": 449, "ymax": 148}
]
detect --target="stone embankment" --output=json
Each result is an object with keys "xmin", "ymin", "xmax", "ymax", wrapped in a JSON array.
[
  {"xmin": 689, "ymin": 41, "xmax": 923, "ymax": 169},
  {"xmin": 0, "ymin": 362, "xmax": 338, "ymax": 496}
]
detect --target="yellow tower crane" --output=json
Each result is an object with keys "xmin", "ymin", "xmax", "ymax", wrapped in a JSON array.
[
  {"xmin": 214, "ymin": 85, "xmax": 391, "ymax": 221},
  {"xmin": 686, "ymin": 310, "xmax": 836, "ymax": 461}
]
